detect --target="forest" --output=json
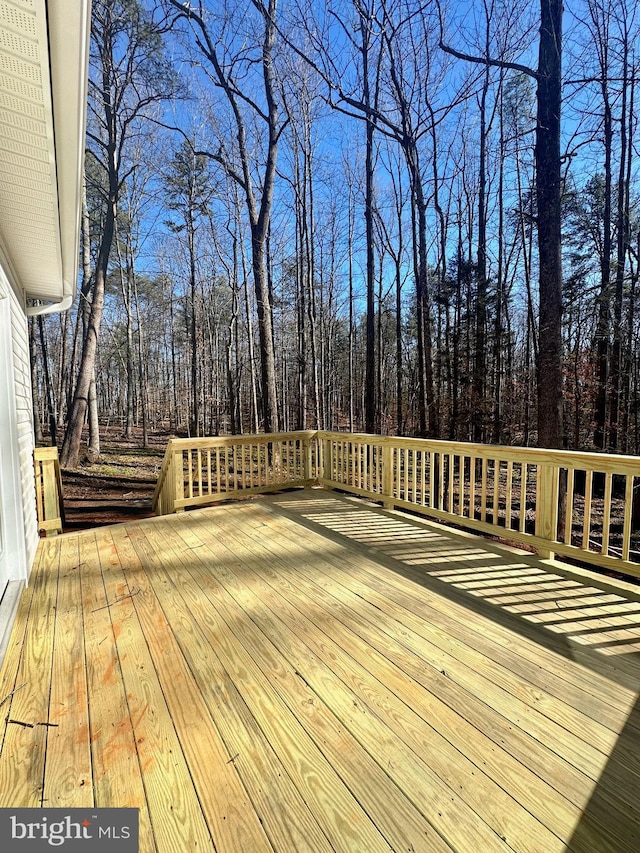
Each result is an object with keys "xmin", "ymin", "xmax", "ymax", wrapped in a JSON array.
[{"xmin": 29, "ymin": 0, "xmax": 640, "ymax": 466}]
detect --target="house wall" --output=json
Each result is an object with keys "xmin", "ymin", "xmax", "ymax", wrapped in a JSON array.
[{"xmin": 0, "ymin": 262, "xmax": 38, "ymax": 582}]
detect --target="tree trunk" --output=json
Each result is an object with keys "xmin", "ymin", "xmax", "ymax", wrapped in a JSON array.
[
  {"xmin": 535, "ymin": 0, "xmax": 563, "ymax": 450},
  {"xmin": 473, "ymin": 61, "xmax": 489, "ymax": 443},
  {"xmin": 60, "ymin": 197, "xmax": 114, "ymax": 467},
  {"xmin": 608, "ymin": 36, "xmax": 631, "ymax": 452},
  {"xmin": 362, "ymin": 14, "xmax": 377, "ymax": 434}
]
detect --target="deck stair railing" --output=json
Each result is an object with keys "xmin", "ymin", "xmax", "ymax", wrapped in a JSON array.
[
  {"xmin": 153, "ymin": 430, "xmax": 640, "ymax": 580},
  {"xmin": 33, "ymin": 446, "xmax": 65, "ymax": 536}
]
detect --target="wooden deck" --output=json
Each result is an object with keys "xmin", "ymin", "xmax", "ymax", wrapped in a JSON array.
[{"xmin": 1, "ymin": 487, "xmax": 639, "ymax": 852}]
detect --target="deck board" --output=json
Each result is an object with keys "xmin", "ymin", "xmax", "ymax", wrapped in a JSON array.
[
  {"xmin": 0, "ymin": 487, "xmax": 639, "ymax": 852},
  {"xmin": 78, "ymin": 529, "xmax": 156, "ymax": 853},
  {"xmin": 43, "ymin": 533, "xmax": 92, "ymax": 807}
]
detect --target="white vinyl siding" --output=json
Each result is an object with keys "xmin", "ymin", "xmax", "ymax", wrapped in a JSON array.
[{"xmin": 0, "ymin": 265, "xmax": 37, "ymax": 579}]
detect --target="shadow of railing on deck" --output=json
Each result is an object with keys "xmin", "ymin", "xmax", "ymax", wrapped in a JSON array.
[
  {"xmin": 264, "ymin": 491, "xmax": 640, "ymax": 850},
  {"xmin": 267, "ymin": 493, "xmax": 640, "ymax": 691}
]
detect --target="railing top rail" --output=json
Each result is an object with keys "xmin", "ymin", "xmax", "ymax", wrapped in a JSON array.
[
  {"xmin": 155, "ymin": 430, "xmax": 640, "ymax": 479},
  {"xmin": 156, "ymin": 430, "xmax": 640, "ymax": 485},
  {"xmin": 165, "ymin": 430, "xmax": 318, "ymax": 450}
]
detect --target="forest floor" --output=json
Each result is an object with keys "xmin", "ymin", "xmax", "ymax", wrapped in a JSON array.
[{"xmin": 59, "ymin": 427, "xmax": 167, "ymax": 530}]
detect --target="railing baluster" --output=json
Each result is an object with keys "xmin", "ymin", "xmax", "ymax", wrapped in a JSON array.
[
  {"xmin": 519, "ymin": 463, "xmax": 527, "ymax": 533},
  {"xmin": 175, "ymin": 448, "xmax": 185, "ymax": 512},
  {"xmin": 405, "ymin": 448, "xmax": 410, "ymax": 502},
  {"xmin": 602, "ymin": 472, "xmax": 612, "ymax": 555},
  {"xmin": 564, "ymin": 468, "xmax": 574, "ymax": 545},
  {"xmin": 493, "ymin": 460, "xmax": 500, "ymax": 527},
  {"xmin": 623, "ymin": 475, "xmax": 633, "ymax": 562},
  {"xmin": 480, "ymin": 458, "xmax": 487, "ymax": 522},
  {"xmin": 505, "ymin": 461, "xmax": 513, "ymax": 529},
  {"xmin": 187, "ymin": 450, "xmax": 194, "ymax": 500},
  {"xmin": 469, "ymin": 456, "xmax": 476, "ymax": 520},
  {"xmin": 582, "ymin": 471, "xmax": 593, "ymax": 550},
  {"xmin": 444, "ymin": 454, "xmax": 449, "ymax": 513}
]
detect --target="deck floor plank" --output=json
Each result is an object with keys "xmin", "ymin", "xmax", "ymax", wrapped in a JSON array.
[
  {"xmin": 159, "ymin": 516, "xmax": 456, "ymax": 853},
  {"xmin": 78, "ymin": 529, "xmax": 156, "ymax": 853},
  {"xmin": 211, "ymin": 500, "xmax": 640, "ymax": 852},
  {"xmin": 0, "ymin": 550, "xmax": 38, "ymax": 753},
  {"xmin": 43, "ymin": 533, "xmax": 93, "ymax": 807},
  {"xmin": 137, "ymin": 517, "xmax": 397, "ymax": 853},
  {"xmin": 0, "ymin": 488, "xmax": 639, "ymax": 852},
  {"xmin": 255, "ymin": 502, "xmax": 633, "ymax": 764},
  {"xmin": 178, "ymin": 508, "xmax": 564, "ymax": 853},
  {"xmin": 270, "ymin": 493, "xmax": 640, "ymax": 701}
]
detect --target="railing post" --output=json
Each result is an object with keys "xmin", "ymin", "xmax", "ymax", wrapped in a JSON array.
[
  {"xmin": 325, "ymin": 437, "xmax": 334, "ymax": 487},
  {"xmin": 33, "ymin": 448, "xmax": 63, "ymax": 535},
  {"xmin": 382, "ymin": 443, "xmax": 394, "ymax": 509},
  {"xmin": 42, "ymin": 460, "xmax": 59, "ymax": 533},
  {"xmin": 173, "ymin": 448, "xmax": 185, "ymax": 513},
  {"xmin": 536, "ymin": 462, "xmax": 558, "ymax": 559},
  {"xmin": 302, "ymin": 436, "xmax": 312, "ymax": 484}
]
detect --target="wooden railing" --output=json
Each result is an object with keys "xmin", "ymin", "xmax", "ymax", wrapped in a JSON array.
[
  {"xmin": 34, "ymin": 446, "xmax": 64, "ymax": 536},
  {"xmin": 154, "ymin": 430, "xmax": 640, "ymax": 579},
  {"xmin": 153, "ymin": 431, "xmax": 319, "ymax": 515}
]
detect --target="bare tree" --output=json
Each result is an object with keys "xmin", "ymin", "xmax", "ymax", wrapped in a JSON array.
[
  {"xmin": 440, "ymin": 0, "xmax": 564, "ymax": 449},
  {"xmin": 167, "ymin": 0, "xmax": 286, "ymax": 433},
  {"xmin": 60, "ymin": 0, "xmax": 175, "ymax": 466}
]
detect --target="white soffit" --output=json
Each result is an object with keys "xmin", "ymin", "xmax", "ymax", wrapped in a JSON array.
[{"xmin": 0, "ymin": 0, "xmax": 89, "ymax": 307}]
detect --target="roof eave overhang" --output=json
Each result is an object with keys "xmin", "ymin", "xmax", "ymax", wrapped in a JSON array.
[{"xmin": 0, "ymin": 0, "xmax": 91, "ymax": 315}]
